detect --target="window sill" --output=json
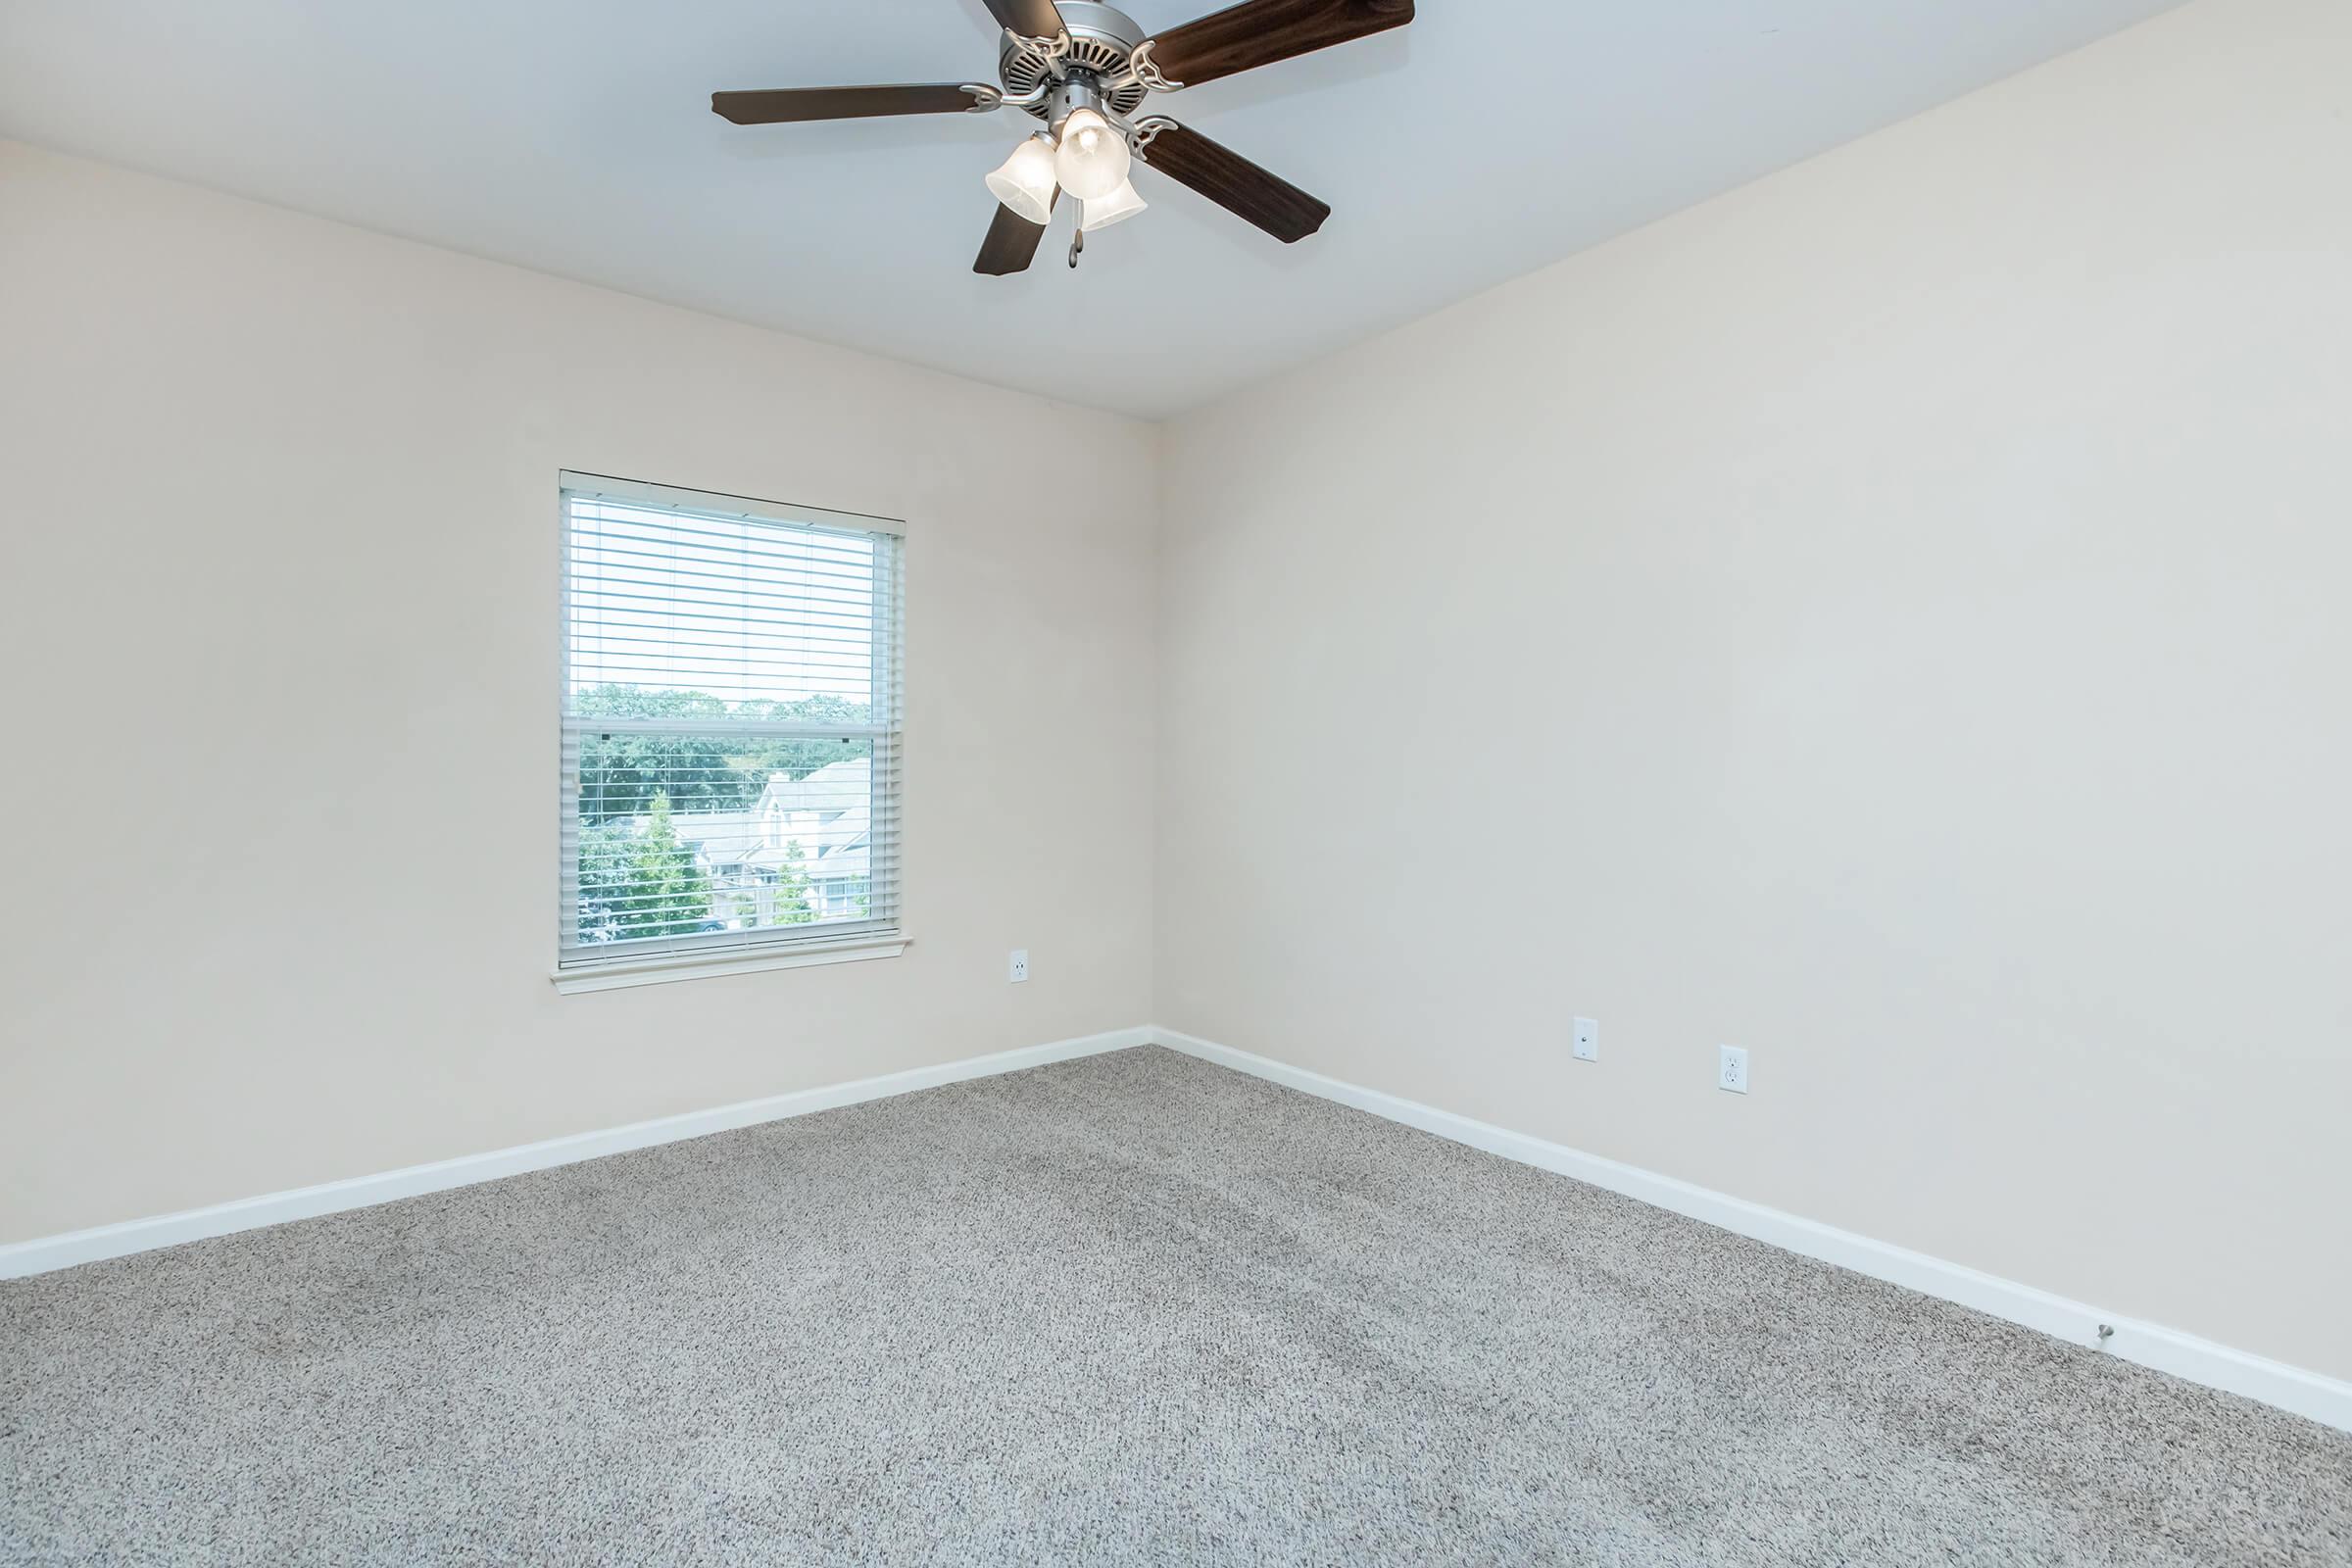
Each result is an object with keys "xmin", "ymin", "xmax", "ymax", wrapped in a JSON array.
[{"xmin": 551, "ymin": 933, "xmax": 908, "ymax": 994}]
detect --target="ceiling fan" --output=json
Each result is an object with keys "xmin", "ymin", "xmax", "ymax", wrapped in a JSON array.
[{"xmin": 711, "ymin": 0, "xmax": 1415, "ymax": 273}]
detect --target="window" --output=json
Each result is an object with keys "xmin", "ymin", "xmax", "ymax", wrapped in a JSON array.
[{"xmin": 559, "ymin": 472, "xmax": 902, "ymax": 975}]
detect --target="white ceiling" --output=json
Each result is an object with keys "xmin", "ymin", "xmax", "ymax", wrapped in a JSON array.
[{"xmin": 1, "ymin": 0, "xmax": 2180, "ymax": 417}]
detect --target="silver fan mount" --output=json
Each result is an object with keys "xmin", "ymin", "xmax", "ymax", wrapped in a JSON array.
[{"xmin": 998, "ymin": 2, "xmax": 1153, "ymax": 122}]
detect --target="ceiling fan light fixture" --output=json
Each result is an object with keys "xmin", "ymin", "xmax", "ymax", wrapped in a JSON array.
[
  {"xmin": 1079, "ymin": 175, "xmax": 1148, "ymax": 232},
  {"xmin": 712, "ymin": 0, "xmax": 1410, "ymax": 275},
  {"xmin": 1052, "ymin": 107, "xmax": 1130, "ymax": 202},
  {"xmin": 985, "ymin": 134, "xmax": 1059, "ymax": 224}
]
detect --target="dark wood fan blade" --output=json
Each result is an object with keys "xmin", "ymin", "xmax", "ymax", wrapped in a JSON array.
[
  {"xmin": 1142, "ymin": 0, "xmax": 1411, "ymax": 88},
  {"xmin": 974, "ymin": 194, "xmax": 1059, "ymax": 275},
  {"xmin": 979, "ymin": 0, "xmax": 1068, "ymax": 41},
  {"xmin": 711, "ymin": 84, "xmax": 983, "ymax": 124},
  {"xmin": 1136, "ymin": 122, "xmax": 1330, "ymax": 243}
]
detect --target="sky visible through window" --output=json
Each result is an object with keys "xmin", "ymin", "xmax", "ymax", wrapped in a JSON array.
[{"xmin": 565, "ymin": 499, "xmax": 878, "ymax": 710}]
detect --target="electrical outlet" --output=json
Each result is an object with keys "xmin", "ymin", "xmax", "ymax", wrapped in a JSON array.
[
  {"xmin": 1718, "ymin": 1045, "xmax": 1748, "ymax": 1094},
  {"xmin": 1008, "ymin": 950, "xmax": 1030, "ymax": 983},
  {"xmin": 1572, "ymin": 1016, "xmax": 1599, "ymax": 1062}
]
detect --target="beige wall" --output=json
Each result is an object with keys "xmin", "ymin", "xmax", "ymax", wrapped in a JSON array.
[
  {"xmin": 0, "ymin": 140, "xmax": 1156, "ymax": 1242},
  {"xmin": 1157, "ymin": 0, "xmax": 2352, "ymax": 1380}
]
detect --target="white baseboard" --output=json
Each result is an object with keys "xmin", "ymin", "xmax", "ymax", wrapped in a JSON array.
[
  {"xmin": 0, "ymin": 1025, "xmax": 1151, "ymax": 1281},
  {"xmin": 1149, "ymin": 1026, "xmax": 2352, "ymax": 1436},
  {"xmin": 10, "ymin": 1020, "xmax": 2343, "ymax": 1436}
]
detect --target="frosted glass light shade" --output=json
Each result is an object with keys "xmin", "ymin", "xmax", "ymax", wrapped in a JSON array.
[
  {"xmin": 1053, "ymin": 108, "xmax": 1130, "ymax": 201},
  {"xmin": 984, "ymin": 136, "xmax": 1058, "ymax": 224},
  {"xmin": 1080, "ymin": 176, "xmax": 1148, "ymax": 232}
]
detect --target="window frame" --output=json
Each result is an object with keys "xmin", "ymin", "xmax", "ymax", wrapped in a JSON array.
[{"xmin": 555, "ymin": 470, "xmax": 905, "ymax": 981}]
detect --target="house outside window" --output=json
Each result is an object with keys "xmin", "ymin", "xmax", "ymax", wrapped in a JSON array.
[{"xmin": 558, "ymin": 472, "xmax": 902, "ymax": 973}]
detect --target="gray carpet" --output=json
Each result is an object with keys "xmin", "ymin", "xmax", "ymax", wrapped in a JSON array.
[{"xmin": 3, "ymin": 1047, "xmax": 2347, "ymax": 1566}]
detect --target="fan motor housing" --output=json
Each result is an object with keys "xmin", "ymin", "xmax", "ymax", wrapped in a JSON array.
[{"xmin": 1000, "ymin": 1, "xmax": 1151, "ymax": 121}]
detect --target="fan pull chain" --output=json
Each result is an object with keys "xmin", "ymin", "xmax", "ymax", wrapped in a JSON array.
[{"xmin": 1068, "ymin": 227, "xmax": 1085, "ymax": 269}]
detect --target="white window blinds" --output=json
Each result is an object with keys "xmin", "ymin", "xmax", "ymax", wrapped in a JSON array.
[{"xmin": 559, "ymin": 472, "xmax": 903, "ymax": 970}]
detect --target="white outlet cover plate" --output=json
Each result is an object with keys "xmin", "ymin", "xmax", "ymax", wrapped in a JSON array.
[
  {"xmin": 1573, "ymin": 1017, "xmax": 1598, "ymax": 1062},
  {"xmin": 1008, "ymin": 950, "xmax": 1029, "ymax": 983},
  {"xmin": 1718, "ymin": 1045, "xmax": 1748, "ymax": 1094}
]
